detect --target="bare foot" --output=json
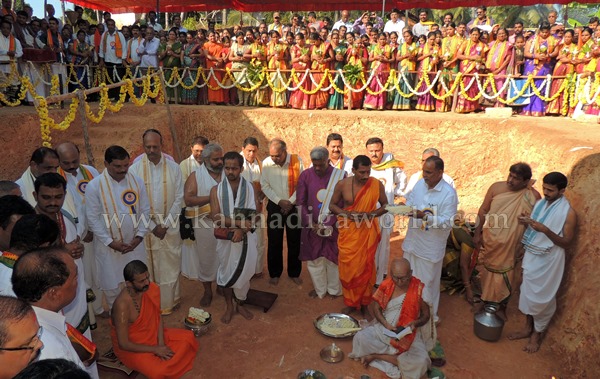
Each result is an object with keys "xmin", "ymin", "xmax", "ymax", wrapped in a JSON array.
[
  {"xmin": 471, "ymin": 301, "xmax": 484, "ymax": 314},
  {"xmin": 328, "ymin": 293, "xmax": 341, "ymax": 300},
  {"xmin": 97, "ymin": 311, "xmax": 110, "ymax": 319},
  {"xmin": 523, "ymin": 332, "xmax": 542, "ymax": 353},
  {"xmin": 308, "ymin": 290, "xmax": 318, "ymax": 298},
  {"xmin": 497, "ymin": 306, "xmax": 508, "ymax": 322},
  {"xmin": 252, "ymin": 272, "xmax": 264, "ymax": 279},
  {"xmin": 290, "ymin": 277, "xmax": 303, "ymax": 285},
  {"xmin": 269, "ymin": 277, "xmax": 280, "ymax": 285},
  {"xmin": 200, "ymin": 291, "xmax": 213, "ymax": 307},
  {"xmin": 216, "ymin": 286, "xmax": 224, "ymax": 296},
  {"xmin": 237, "ymin": 305, "xmax": 254, "ymax": 320},
  {"xmin": 220, "ymin": 307, "xmax": 234, "ymax": 324},
  {"xmin": 360, "ymin": 355, "xmax": 375, "ymax": 368},
  {"xmin": 508, "ymin": 328, "xmax": 532, "ymax": 340},
  {"xmin": 464, "ymin": 284, "xmax": 475, "ymax": 305},
  {"xmin": 341, "ymin": 306, "xmax": 358, "ymax": 315}
]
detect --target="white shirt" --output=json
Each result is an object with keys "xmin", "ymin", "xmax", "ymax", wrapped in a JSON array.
[
  {"xmin": 402, "ymin": 179, "xmax": 458, "ymax": 263},
  {"xmin": 180, "ymin": 154, "xmax": 201, "ymax": 180},
  {"xmin": 332, "ymin": 19, "xmax": 354, "ymax": 31},
  {"xmin": 329, "ymin": 155, "xmax": 353, "ymax": 176},
  {"xmin": 404, "ymin": 171, "xmax": 455, "ymax": 198},
  {"xmin": 137, "ymin": 37, "xmax": 160, "ymax": 68},
  {"xmin": 148, "ymin": 22, "xmax": 163, "ymax": 32},
  {"xmin": 127, "ymin": 36, "xmax": 144, "ymax": 64},
  {"xmin": 61, "ymin": 165, "xmax": 100, "ymax": 235},
  {"xmin": 412, "ymin": 23, "xmax": 430, "ymax": 38},
  {"xmin": 384, "ymin": 19, "xmax": 406, "ymax": 41},
  {"xmin": 261, "ymin": 153, "xmax": 304, "ymax": 204},
  {"xmin": 33, "ymin": 306, "xmax": 86, "ymax": 370},
  {"xmin": 0, "ymin": 33, "xmax": 23, "ymax": 63},
  {"xmin": 0, "ymin": 252, "xmax": 15, "ymax": 297},
  {"xmin": 99, "ymin": 30, "xmax": 126, "ymax": 63},
  {"xmin": 240, "ymin": 154, "xmax": 262, "ymax": 183},
  {"xmin": 369, "ymin": 153, "xmax": 407, "ymax": 203}
]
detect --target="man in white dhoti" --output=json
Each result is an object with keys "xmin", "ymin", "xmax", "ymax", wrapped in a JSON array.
[
  {"xmin": 366, "ymin": 137, "xmax": 407, "ymax": 285},
  {"xmin": 240, "ymin": 137, "xmax": 266, "ymax": 276},
  {"xmin": 327, "ymin": 133, "xmax": 353, "ymax": 176},
  {"xmin": 402, "ymin": 156, "xmax": 458, "ymax": 324},
  {"xmin": 210, "ymin": 152, "xmax": 258, "ymax": 324},
  {"xmin": 32, "ymin": 173, "xmax": 99, "ymax": 379},
  {"xmin": 85, "ymin": 146, "xmax": 150, "ymax": 310},
  {"xmin": 16, "ymin": 147, "xmax": 79, "ymax": 225},
  {"xmin": 297, "ymin": 147, "xmax": 345, "ymax": 299},
  {"xmin": 349, "ymin": 258, "xmax": 432, "ymax": 379},
  {"xmin": 0, "ymin": 19, "xmax": 23, "ymax": 101},
  {"xmin": 183, "ymin": 143, "xmax": 223, "ymax": 306},
  {"xmin": 179, "ymin": 136, "xmax": 209, "ymax": 282},
  {"xmin": 56, "ymin": 142, "xmax": 103, "ymax": 320},
  {"xmin": 130, "ymin": 129, "xmax": 184, "ymax": 315},
  {"xmin": 509, "ymin": 172, "xmax": 577, "ymax": 353},
  {"xmin": 404, "ymin": 148, "xmax": 455, "ymax": 198}
]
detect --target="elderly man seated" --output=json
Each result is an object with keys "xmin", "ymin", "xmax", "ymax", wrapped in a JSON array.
[{"xmin": 349, "ymin": 258, "xmax": 432, "ymax": 379}]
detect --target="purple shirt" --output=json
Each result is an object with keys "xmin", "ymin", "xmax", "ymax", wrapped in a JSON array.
[{"xmin": 296, "ymin": 166, "xmax": 345, "ymax": 263}]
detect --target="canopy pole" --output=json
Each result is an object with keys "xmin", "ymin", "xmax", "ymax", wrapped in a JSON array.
[
  {"xmin": 156, "ymin": 0, "xmax": 159, "ymax": 16},
  {"xmin": 381, "ymin": 0, "xmax": 386, "ymax": 18}
]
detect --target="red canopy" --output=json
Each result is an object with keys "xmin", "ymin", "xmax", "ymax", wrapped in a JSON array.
[{"xmin": 66, "ymin": 0, "xmax": 596, "ymax": 14}]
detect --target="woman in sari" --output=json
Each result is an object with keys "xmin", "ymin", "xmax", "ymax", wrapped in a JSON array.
[
  {"xmin": 392, "ymin": 30, "xmax": 418, "ymax": 110},
  {"xmin": 68, "ymin": 30, "xmax": 92, "ymax": 92},
  {"xmin": 229, "ymin": 32, "xmax": 251, "ymax": 106},
  {"xmin": 158, "ymin": 29, "xmax": 182, "ymax": 103},
  {"xmin": 344, "ymin": 33, "xmax": 368, "ymax": 109},
  {"xmin": 267, "ymin": 30, "xmax": 289, "ymax": 108},
  {"xmin": 485, "ymin": 28, "xmax": 513, "ymax": 107},
  {"xmin": 364, "ymin": 33, "xmax": 393, "ymax": 110},
  {"xmin": 455, "ymin": 27, "xmax": 489, "ymax": 113},
  {"xmin": 521, "ymin": 22, "xmax": 557, "ymax": 116},
  {"xmin": 546, "ymin": 30, "xmax": 577, "ymax": 115},
  {"xmin": 180, "ymin": 32, "xmax": 203, "ymax": 105},
  {"xmin": 327, "ymin": 32, "xmax": 347, "ymax": 109},
  {"xmin": 308, "ymin": 33, "xmax": 332, "ymax": 110},
  {"xmin": 289, "ymin": 32, "xmax": 311, "ymax": 109},
  {"xmin": 221, "ymin": 36, "xmax": 236, "ymax": 105},
  {"xmin": 415, "ymin": 32, "xmax": 440, "ymax": 112},
  {"xmin": 204, "ymin": 31, "xmax": 227, "ymax": 105},
  {"xmin": 385, "ymin": 31, "xmax": 399, "ymax": 109},
  {"xmin": 249, "ymin": 32, "xmax": 271, "ymax": 106},
  {"xmin": 436, "ymin": 23, "xmax": 462, "ymax": 112}
]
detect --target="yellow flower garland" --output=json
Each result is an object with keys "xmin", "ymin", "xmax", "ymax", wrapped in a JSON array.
[{"xmin": 37, "ymin": 95, "xmax": 79, "ymax": 147}]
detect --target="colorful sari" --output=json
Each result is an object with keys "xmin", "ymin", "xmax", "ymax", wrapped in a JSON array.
[
  {"xmin": 521, "ymin": 35, "xmax": 557, "ymax": 116},
  {"xmin": 248, "ymin": 42, "xmax": 270, "ymax": 106},
  {"xmin": 230, "ymin": 41, "xmax": 251, "ymax": 105},
  {"xmin": 267, "ymin": 42, "xmax": 289, "ymax": 107},
  {"xmin": 436, "ymin": 35, "xmax": 462, "ymax": 112},
  {"xmin": 363, "ymin": 44, "xmax": 392, "ymax": 110},
  {"xmin": 327, "ymin": 43, "xmax": 347, "ymax": 110},
  {"xmin": 486, "ymin": 40, "xmax": 513, "ymax": 107},
  {"xmin": 204, "ymin": 41, "xmax": 226, "ymax": 104},
  {"xmin": 455, "ymin": 39, "xmax": 489, "ymax": 113},
  {"xmin": 546, "ymin": 43, "xmax": 577, "ymax": 115},
  {"xmin": 308, "ymin": 42, "xmax": 331, "ymax": 110},
  {"xmin": 159, "ymin": 41, "xmax": 182, "ymax": 102},
  {"xmin": 180, "ymin": 42, "xmax": 202, "ymax": 105},
  {"xmin": 415, "ymin": 43, "xmax": 440, "ymax": 112},
  {"xmin": 392, "ymin": 42, "xmax": 417, "ymax": 110},
  {"xmin": 288, "ymin": 43, "xmax": 311, "ymax": 109},
  {"xmin": 344, "ymin": 45, "xmax": 367, "ymax": 109},
  {"xmin": 68, "ymin": 39, "xmax": 91, "ymax": 92}
]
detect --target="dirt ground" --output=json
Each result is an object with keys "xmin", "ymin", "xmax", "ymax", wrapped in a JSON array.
[{"xmin": 1, "ymin": 105, "xmax": 599, "ymax": 378}]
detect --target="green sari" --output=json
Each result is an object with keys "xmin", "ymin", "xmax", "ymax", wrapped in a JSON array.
[{"xmin": 159, "ymin": 41, "xmax": 182, "ymax": 101}]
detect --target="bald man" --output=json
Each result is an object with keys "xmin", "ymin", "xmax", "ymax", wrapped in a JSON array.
[{"xmin": 0, "ymin": 181, "xmax": 21, "ymax": 197}]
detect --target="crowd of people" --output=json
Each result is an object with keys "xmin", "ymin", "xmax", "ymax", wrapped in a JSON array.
[
  {"xmin": 2, "ymin": 5, "xmax": 600, "ymax": 116},
  {"xmin": 0, "ymin": 128, "xmax": 576, "ymax": 378}
]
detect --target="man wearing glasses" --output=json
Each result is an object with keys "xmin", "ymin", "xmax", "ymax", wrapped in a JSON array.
[
  {"xmin": 467, "ymin": 6, "xmax": 494, "ymax": 32},
  {"xmin": 0, "ymin": 296, "xmax": 43, "ymax": 379}
]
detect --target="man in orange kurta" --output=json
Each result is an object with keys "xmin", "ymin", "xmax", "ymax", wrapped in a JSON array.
[
  {"xmin": 111, "ymin": 260, "xmax": 198, "ymax": 379},
  {"xmin": 330, "ymin": 155, "xmax": 388, "ymax": 313}
]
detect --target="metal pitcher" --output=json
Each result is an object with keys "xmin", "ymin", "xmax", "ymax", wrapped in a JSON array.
[{"xmin": 474, "ymin": 303, "xmax": 505, "ymax": 342}]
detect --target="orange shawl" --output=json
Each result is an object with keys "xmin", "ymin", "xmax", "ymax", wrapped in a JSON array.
[
  {"xmin": 102, "ymin": 31, "xmax": 122, "ymax": 58},
  {"xmin": 337, "ymin": 177, "xmax": 381, "ymax": 308},
  {"xmin": 372, "ymin": 277, "xmax": 424, "ymax": 354},
  {"xmin": 127, "ymin": 37, "xmax": 142, "ymax": 63},
  {"xmin": 6, "ymin": 33, "xmax": 15, "ymax": 59},
  {"xmin": 288, "ymin": 154, "xmax": 300, "ymax": 197},
  {"xmin": 47, "ymin": 29, "xmax": 63, "ymax": 49},
  {"xmin": 93, "ymin": 29, "xmax": 101, "ymax": 54}
]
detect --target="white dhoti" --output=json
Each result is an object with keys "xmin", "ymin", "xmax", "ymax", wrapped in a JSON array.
[
  {"xmin": 404, "ymin": 250, "xmax": 443, "ymax": 323},
  {"xmin": 375, "ymin": 213, "xmax": 394, "ymax": 285},
  {"xmin": 349, "ymin": 294, "xmax": 431, "ymax": 379},
  {"xmin": 82, "ymin": 241, "xmax": 103, "ymax": 314},
  {"xmin": 146, "ymin": 229, "xmax": 182, "ymax": 313},
  {"xmin": 217, "ymin": 231, "xmax": 258, "ymax": 301},
  {"xmin": 182, "ymin": 218, "xmax": 218, "ymax": 282},
  {"xmin": 519, "ymin": 247, "xmax": 565, "ymax": 332},
  {"xmin": 306, "ymin": 257, "xmax": 341, "ymax": 298}
]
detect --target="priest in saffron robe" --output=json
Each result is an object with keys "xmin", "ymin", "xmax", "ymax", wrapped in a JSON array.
[
  {"xmin": 111, "ymin": 260, "xmax": 198, "ymax": 379},
  {"xmin": 349, "ymin": 258, "xmax": 432, "ymax": 379},
  {"xmin": 297, "ymin": 147, "xmax": 346, "ymax": 299},
  {"xmin": 330, "ymin": 155, "xmax": 387, "ymax": 314}
]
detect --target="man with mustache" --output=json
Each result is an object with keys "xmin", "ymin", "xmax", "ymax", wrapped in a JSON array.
[
  {"xmin": 183, "ymin": 143, "xmax": 224, "ymax": 306},
  {"xmin": 32, "ymin": 173, "xmax": 99, "ymax": 379},
  {"xmin": 130, "ymin": 129, "xmax": 184, "ymax": 315},
  {"xmin": 85, "ymin": 146, "xmax": 150, "ymax": 311},
  {"xmin": 110, "ymin": 260, "xmax": 198, "ymax": 378},
  {"xmin": 0, "ymin": 296, "xmax": 43, "ymax": 379},
  {"xmin": 56, "ymin": 142, "xmax": 103, "ymax": 319}
]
